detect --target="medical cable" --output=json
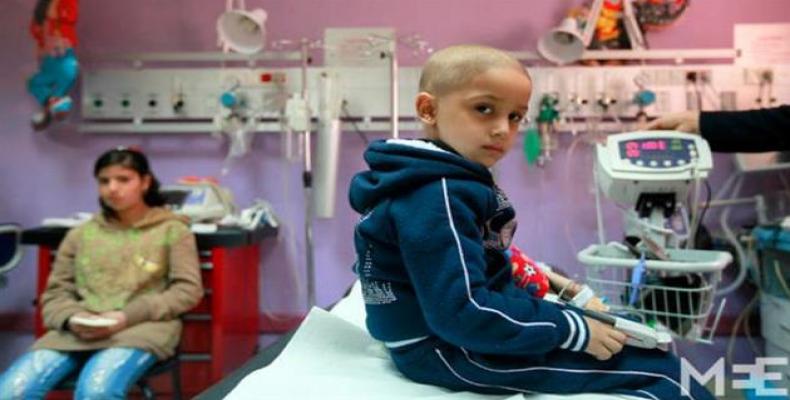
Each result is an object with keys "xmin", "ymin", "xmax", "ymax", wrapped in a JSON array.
[
  {"xmin": 775, "ymin": 260, "xmax": 790, "ymax": 298},
  {"xmin": 269, "ymin": 151, "xmax": 308, "ymax": 318},
  {"xmin": 689, "ymin": 180, "xmax": 712, "ymax": 248},
  {"xmin": 341, "ymin": 100, "xmax": 370, "ymax": 145},
  {"xmin": 593, "ymin": 153, "xmax": 607, "ymax": 246},
  {"xmin": 725, "ymin": 291, "xmax": 761, "ymax": 365},
  {"xmin": 717, "ymin": 175, "xmax": 748, "ymax": 296},
  {"xmin": 686, "ymin": 155, "xmax": 703, "ymax": 249},
  {"xmin": 701, "ymin": 80, "xmax": 722, "ymax": 111},
  {"xmin": 562, "ymin": 133, "xmax": 593, "ymax": 256}
]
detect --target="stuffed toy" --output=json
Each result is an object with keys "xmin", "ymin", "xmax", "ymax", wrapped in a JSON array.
[{"xmin": 28, "ymin": 0, "xmax": 79, "ymax": 130}]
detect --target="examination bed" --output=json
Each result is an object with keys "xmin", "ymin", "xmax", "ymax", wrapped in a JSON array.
[{"xmin": 196, "ymin": 281, "xmax": 638, "ymax": 399}]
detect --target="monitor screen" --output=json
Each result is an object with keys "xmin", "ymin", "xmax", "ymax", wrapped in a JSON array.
[{"xmin": 161, "ymin": 189, "xmax": 191, "ymax": 207}]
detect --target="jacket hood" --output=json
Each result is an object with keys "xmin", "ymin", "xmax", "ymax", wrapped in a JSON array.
[
  {"xmin": 94, "ymin": 207, "xmax": 188, "ymax": 229},
  {"xmin": 349, "ymin": 139, "xmax": 494, "ymax": 212}
]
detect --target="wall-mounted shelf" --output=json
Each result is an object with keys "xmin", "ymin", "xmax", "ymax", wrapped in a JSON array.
[
  {"xmin": 75, "ymin": 50, "xmax": 787, "ymax": 135},
  {"xmin": 77, "ymin": 118, "xmax": 423, "ymax": 135},
  {"xmin": 510, "ymin": 48, "xmax": 738, "ymax": 63}
]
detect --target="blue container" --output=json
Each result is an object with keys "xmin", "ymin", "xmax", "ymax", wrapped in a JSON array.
[{"xmin": 753, "ymin": 226, "xmax": 790, "ymax": 300}]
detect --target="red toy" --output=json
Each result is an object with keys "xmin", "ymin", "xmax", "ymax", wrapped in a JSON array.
[{"xmin": 508, "ymin": 246, "xmax": 550, "ymax": 298}]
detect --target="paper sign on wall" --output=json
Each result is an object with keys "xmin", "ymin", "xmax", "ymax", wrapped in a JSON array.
[{"xmin": 735, "ymin": 23, "xmax": 790, "ymax": 66}]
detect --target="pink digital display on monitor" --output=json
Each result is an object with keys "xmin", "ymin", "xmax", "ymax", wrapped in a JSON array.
[
  {"xmin": 640, "ymin": 140, "xmax": 667, "ymax": 151},
  {"xmin": 624, "ymin": 140, "xmax": 668, "ymax": 158}
]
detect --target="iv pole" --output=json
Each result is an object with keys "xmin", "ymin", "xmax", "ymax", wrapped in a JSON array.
[
  {"xmin": 388, "ymin": 47, "xmax": 399, "ymax": 139},
  {"xmin": 299, "ymin": 38, "xmax": 317, "ymax": 309},
  {"xmin": 386, "ymin": 34, "xmax": 432, "ymax": 138}
]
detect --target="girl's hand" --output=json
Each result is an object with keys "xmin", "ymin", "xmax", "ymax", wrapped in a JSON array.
[
  {"xmin": 67, "ymin": 311, "xmax": 128, "ymax": 341},
  {"xmin": 98, "ymin": 311, "xmax": 128, "ymax": 334},
  {"xmin": 68, "ymin": 312, "xmax": 106, "ymax": 340}
]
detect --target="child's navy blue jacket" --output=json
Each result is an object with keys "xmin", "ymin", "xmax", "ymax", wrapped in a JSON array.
[{"xmin": 349, "ymin": 139, "xmax": 589, "ymax": 355}]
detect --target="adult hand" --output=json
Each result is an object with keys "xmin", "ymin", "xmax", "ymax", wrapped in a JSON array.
[
  {"xmin": 643, "ymin": 111, "xmax": 701, "ymax": 133},
  {"xmin": 583, "ymin": 317, "xmax": 627, "ymax": 361}
]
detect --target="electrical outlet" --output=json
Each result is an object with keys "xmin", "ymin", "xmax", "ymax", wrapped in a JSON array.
[
  {"xmin": 143, "ymin": 93, "xmax": 161, "ymax": 117},
  {"xmin": 743, "ymin": 68, "xmax": 774, "ymax": 85},
  {"xmin": 84, "ymin": 93, "xmax": 105, "ymax": 117}
]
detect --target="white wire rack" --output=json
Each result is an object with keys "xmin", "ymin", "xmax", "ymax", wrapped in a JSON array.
[{"xmin": 578, "ymin": 242, "xmax": 731, "ymax": 343}]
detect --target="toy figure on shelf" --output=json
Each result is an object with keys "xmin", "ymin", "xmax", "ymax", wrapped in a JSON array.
[
  {"xmin": 634, "ymin": 0, "xmax": 690, "ymax": 31},
  {"xmin": 562, "ymin": 0, "xmax": 654, "ymax": 66},
  {"xmin": 583, "ymin": 0, "xmax": 634, "ymax": 66},
  {"xmin": 28, "ymin": 0, "xmax": 79, "ymax": 131},
  {"xmin": 541, "ymin": 0, "xmax": 688, "ymax": 65},
  {"xmin": 591, "ymin": 0, "xmax": 630, "ymax": 50}
]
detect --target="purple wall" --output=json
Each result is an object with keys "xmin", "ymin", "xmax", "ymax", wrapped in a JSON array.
[{"xmin": 1, "ymin": 0, "xmax": 789, "ymax": 323}]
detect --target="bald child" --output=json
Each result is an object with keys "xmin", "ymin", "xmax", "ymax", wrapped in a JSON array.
[{"xmin": 349, "ymin": 44, "xmax": 713, "ymax": 400}]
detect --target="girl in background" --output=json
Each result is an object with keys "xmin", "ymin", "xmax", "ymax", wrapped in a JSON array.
[{"xmin": 0, "ymin": 148, "xmax": 203, "ymax": 399}]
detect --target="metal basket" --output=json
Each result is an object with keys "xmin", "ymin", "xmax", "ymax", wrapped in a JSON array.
[{"xmin": 578, "ymin": 242, "xmax": 731, "ymax": 343}]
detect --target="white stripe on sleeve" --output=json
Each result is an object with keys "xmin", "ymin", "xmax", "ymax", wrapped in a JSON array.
[
  {"xmin": 568, "ymin": 311, "xmax": 587, "ymax": 352},
  {"xmin": 559, "ymin": 311, "xmax": 576, "ymax": 349}
]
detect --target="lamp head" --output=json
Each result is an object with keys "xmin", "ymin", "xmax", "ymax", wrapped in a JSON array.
[
  {"xmin": 537, "ymin": 17, "xmax": 586, "ymax": 65},
  {"xmin": 217, "ymin": 8, "xmax": 268, "ymax": 54}
]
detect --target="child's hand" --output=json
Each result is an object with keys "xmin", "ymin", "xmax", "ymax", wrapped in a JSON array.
[
  {"xmin": 583, "ymin": 317, "xmax": 627, "ymax": 361},
  {"xmin": 585, "ymin": 296, "xmax": 609, "ymax": 312}
]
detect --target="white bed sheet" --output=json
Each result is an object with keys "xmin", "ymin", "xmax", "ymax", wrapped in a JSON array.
[{"xmin": 226, "ymin": 281, "xmax": 634, "ymax": 399}]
